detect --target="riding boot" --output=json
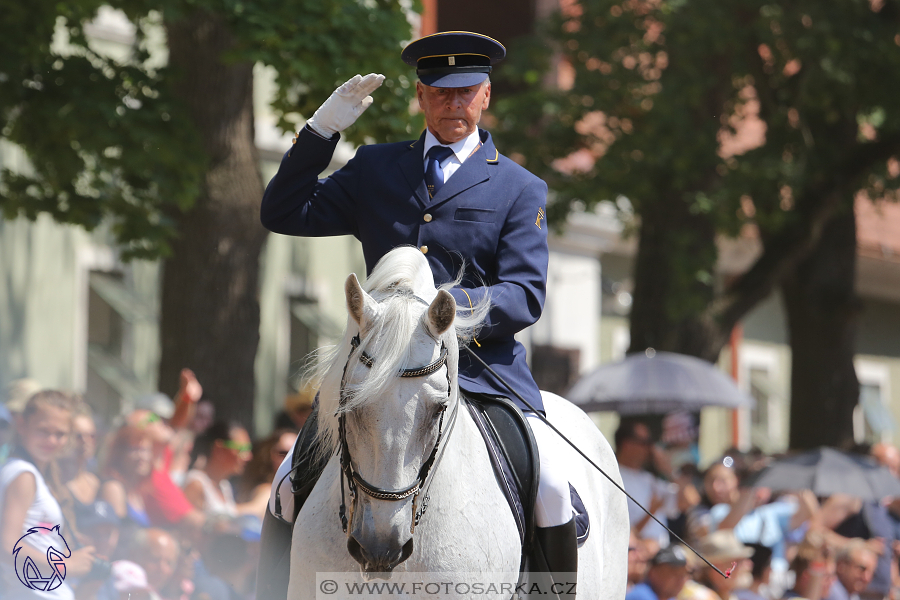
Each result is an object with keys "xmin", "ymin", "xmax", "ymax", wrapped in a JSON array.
[
  {"xmin": 289, "ymin": 402, "xmax": 331, "ymax": 521},
  {"xmin": 530, "ymin": 516, "xmax": 578, "ymax": 599},
  {"xmin": 256, "ymin": 509, "xmax": 294, "ymax": 600}
]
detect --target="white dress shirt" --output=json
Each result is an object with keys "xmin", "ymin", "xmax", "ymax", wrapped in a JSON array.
[{"xmin": 422, "ymin": 129, "xmax": 481, "ymax": 183}]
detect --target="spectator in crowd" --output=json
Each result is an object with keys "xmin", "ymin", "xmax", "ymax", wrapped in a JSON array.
[
  {"xmin": 273, "ymin": 383, "xmax": 315, "ymax": 431},
  {"xmin": 627, "ymin": 544, "xmax": 691, "ymax": 600},
  {"xmin": 191, "ymin": 399, "xmax": 216, "ymax": 432},
  {"xmin": 0, "ymin": 403, "xmax": 12, "ymax": 464},
  {"xmin": 617, "ymin": 419, "xmax": 678, "ymax": 548},
  {"xmin": 66, "ymin": 402, "xmax": 102, "ymax": 539},
  {"xmin": 782, "ymin": 529, "xmax": 836, "ymax": 600},
  {"xmin": 0, "ymin": 391, "xmax": 97, "ymax": 599},
  {"xmin": 100, "ymin": 421, "xmax": 156, "ymax": 532},
  {"xmin": 686, "ymin": 458, "xmax": 750, "ymax": 543},
  {"xmin": 736, "ymin": 543, "xmax": 774, "ymax": 600},
  {"xmin": 195, "ymin": 532, "xmax": 257, "ymax": 599},
  {"xmin": 830, "ymin": 496, "xmax": 893, "ymax": 600},
  {"xmin": 134, "ymin": 368, "xmax": 204, "ymax": 486},
  {"xmin": 629, "ymin": 529, "xmax": 652, "ymax": 592},
  {"xmin": 99, "ymin": 561, "xmax": 155, "ymax": 600},
  {"xmin": 826, "ymin": 539, "xmax": 878, "ymax": 600},
  {"xmin": 871, "ymin": 444, "xmax": 900, "ymax": 479},
  {"xmin": 237, "ymin": 428, "xmax": 298, "ymax": 521},
  {"xmin": 183, "ymin": 420, "xmax": 252, "ymax": 519},
  {"xmin": 685, "ymin": 455, "xmax": 814, "ymax": 579},
  {"xmin": 679, "ymin": 530, "xmax": 753, "ymax": 600},
  {"xmin": 74, "ymin": 501, "xmax": 122, "ymax": 600},
  {"xmin": 126, "ymin": 528, "xmax": 186, "ymax": 600}
]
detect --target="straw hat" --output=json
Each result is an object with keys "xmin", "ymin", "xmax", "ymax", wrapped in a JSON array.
[{"xmin": 697, "ymin": 530, "xmax": 754, "ymax": 563}]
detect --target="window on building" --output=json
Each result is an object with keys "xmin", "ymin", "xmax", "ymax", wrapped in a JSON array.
[
  {"xmin": 288, "ymin": 298, "xmax": 319, "ymax": 393},
  {"xmin": 854, "ymin": 360, "xmax": 895, "ymax": 445},
  {"xmin": 84, "ymin": 270, "xmax": 148, "ymax": 423},
  {"xmin": 739, "ymin": 345, "xmax": 783, "ymax": 453},
  {"xmin": 86, "ymin": 271, "xmax": 127, "ymax": 421}
]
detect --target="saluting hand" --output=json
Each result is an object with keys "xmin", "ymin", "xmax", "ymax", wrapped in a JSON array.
[{"xmin": 306, "ymin": 73, "xmax": 385, "ymax": 138}]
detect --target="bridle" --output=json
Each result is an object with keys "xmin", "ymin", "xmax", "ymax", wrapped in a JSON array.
[{"xmin": 337, "ymin": 324, "xmax": 458, "ymax": 536}]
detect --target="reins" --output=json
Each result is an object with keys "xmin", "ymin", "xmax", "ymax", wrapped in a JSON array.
[
  {"xmin": 461, "ymin": 345, "xmax": 735, "ymax": 580},
  {"xmin": 270, "ymin": 289, "xmax": 732, "ymax": 579}
]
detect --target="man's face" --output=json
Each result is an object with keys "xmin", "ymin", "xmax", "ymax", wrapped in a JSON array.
[
  {"xmin": 620, "ymin": 423, "xmax": 653, "ymax": 468},
  {"xmin": 140, "ymin": 531, "xmax": 180, "ymax": 587},
  {"xmin": 416, "ymin": 80, "xmax": 491, "ymax": 145},
  {"xmin": 837, "ymin": 549, "xmax": 877, "ymax": 594},
  {"xmin": 648, "ymin": 564, "xmax": 689, "ymax": 599}
]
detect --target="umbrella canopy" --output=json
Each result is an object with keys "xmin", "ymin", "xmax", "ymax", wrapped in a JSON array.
[
  {"xmin": 566, "ymin": 350, "xmax": 755, "ymax": 414},
  {"xmin": 748, "ymin": 447, "xmax": 900, "ymax": 501}
]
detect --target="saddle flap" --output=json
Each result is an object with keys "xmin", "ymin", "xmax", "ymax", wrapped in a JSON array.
[{"xmin": 464, "ymin": 393, "xmax": 539, "ymax": 551}]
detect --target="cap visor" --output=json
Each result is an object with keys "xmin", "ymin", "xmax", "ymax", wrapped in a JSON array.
[{"xmin": 419, "ymin": 72, "xmax": 489, "ymax": 88}]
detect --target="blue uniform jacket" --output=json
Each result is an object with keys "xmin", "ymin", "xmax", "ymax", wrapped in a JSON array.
[{"xmin": 260, "ymin": 126, "xmax": 548, "ymax": 412}]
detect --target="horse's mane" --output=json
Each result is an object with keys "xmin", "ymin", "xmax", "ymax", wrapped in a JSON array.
[{"xmin": 309, "ymin": 247, "xmax": 490, "ymax": 454}]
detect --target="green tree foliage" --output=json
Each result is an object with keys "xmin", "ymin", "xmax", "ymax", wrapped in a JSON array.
[
  {"xmin": 494, "ymin": 0, "xmax": 900, "ymax": 358},
  {"xmin": 1, "ymin": 0, "xmax": 419, "ymax": 427},
  {"xmin": 495, "ymin": 0, "xmax": 900, "ymax": 447},
  {"xmin": 0, "ymin": 0, "xmax": 420, "ymax": 258}
]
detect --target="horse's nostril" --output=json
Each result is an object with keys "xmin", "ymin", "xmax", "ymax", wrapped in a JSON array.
[
  {"xmin": 347, "ymin": 536, "xmax": 370, "ymax": 566},
  {"xmin": 399, "ymin": 538, "xmax": 414, "ymax": 564}
]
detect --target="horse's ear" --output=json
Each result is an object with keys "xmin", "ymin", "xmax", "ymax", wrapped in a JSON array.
[
  {"xmin": 426, "ymin": 290, "xmax": 456, "ymax": 337},
  {"xmin": 345, "ymin": 274, "xmax": 377, "ymax": 327}
]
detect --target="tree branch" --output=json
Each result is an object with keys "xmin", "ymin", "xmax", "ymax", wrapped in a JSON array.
[{"xmin": 711, "ymin": 132, "xmax": 900, "ymax": 332}]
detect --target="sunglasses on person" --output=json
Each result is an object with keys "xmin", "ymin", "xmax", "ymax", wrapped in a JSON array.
[{"xmin": 220, "ymin": 439, "xmax": 252, "ymax": 453}]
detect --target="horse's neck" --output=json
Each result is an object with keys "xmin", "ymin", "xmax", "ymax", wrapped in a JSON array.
[{"xmin": 408, "ymin": 398, "xmax": 521, "ymax": 570}]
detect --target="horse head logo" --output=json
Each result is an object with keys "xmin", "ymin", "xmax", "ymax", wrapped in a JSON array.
[{"xmin": 13, "ymin": 525, "xmax": 71, "ymax": 591}]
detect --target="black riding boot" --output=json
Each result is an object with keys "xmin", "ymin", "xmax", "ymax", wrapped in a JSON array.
[
  {"xmin": 528, "ymin": 517, "xmax": 578, "ymax": 599},
  {"xmin": 287, "ymin": 402, "xmax": 331, "ymax": 521}
]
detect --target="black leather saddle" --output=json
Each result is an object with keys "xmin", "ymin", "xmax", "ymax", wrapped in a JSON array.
[
  {"xmin": 464, "ymin": 392, "xmax": 540, "ymax": 554},
  {"xmin": 464, "ymin": 393, "xmax": 591, "ymax": 560}
]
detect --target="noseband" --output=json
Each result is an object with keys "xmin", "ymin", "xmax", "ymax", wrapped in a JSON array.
[{"xmin": 337, "ymin": 331, "xmax": 457, "ymax": 535}]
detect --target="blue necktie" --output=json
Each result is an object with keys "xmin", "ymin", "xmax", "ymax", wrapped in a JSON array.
[{"xmin": 425, "ymin": 146, "xmax": 455, "ymax": 199}]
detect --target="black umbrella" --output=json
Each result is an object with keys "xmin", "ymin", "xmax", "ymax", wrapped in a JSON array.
[
  {"xmin": 566, "ymin": 350, "xmax": 755, "ymax": 414},
  {"xmin": 748, "ymin": 447, "xmax": 900, "ymax": 501}
]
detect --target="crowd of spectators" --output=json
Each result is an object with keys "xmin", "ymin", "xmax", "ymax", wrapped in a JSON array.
[
  {"xmin": 621, "ymin": 416, "xmax": 900, "ymax": 600},
  {"xmin": 0, "ymin": 373, "xmax": 302, "ymax": 600},
  {"xmin": 4, "ymin": 373, "xmax": 900, "ymax": 600}
]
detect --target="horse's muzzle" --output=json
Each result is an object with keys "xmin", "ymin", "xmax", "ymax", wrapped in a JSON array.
[{"xmin": 347, "ymin": 535, "xmax": 414, "ymax": 577}]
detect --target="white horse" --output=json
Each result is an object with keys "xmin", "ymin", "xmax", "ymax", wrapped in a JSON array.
[{"xmin": 287, "ymin": 247, "xmax": 628, "ymax": 599}]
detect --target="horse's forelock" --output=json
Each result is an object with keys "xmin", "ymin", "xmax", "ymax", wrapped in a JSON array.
[{"xmin": 313, "ymin": 293, "xmax": 430, "ymax": 453}]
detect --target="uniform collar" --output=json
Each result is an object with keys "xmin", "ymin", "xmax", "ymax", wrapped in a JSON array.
[{"xmin": 423, "ymin": 129, "xmax": 481, "ymax": 164}]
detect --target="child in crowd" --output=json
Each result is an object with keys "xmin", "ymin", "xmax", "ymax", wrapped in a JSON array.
[{"xmin": 0, "ymin": 391, "xmax": 97, "ymax": 599}]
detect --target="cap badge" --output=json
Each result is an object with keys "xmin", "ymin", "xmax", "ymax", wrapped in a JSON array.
[{"xmin": 448, "ymin": 56, "xmax": 455, "ymax": 66}]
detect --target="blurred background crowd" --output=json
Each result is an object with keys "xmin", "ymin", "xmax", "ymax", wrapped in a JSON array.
[
  {"xmin": 6, "ymin": 367, "xmax": 900, "ymax": 600},
  {"xmin": 620, "ymin": 417, "xmax": 900, "ymax": 600},
  {"xmin": 0, "ymin": 372, "xmax": 307, "ymax": 600}
]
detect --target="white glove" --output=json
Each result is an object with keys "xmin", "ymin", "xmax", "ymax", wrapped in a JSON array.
[{"xmin": 306, "ymin": 73, "xmax": 385, "ymax": 138}]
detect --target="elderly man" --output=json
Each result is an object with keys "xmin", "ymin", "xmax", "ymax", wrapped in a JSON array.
[
  {"xmin": 827, "ymin": 540, "xmax": 878, "ymax": 600},
  {"xmin": 259, "ymin": 30, "xmax": 576, "ymax": 597}
]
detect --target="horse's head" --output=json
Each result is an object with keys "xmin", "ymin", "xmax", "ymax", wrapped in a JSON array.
[{"xmin": 314, "ymin": 247, "xmax": 486, "ymax": 577}]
